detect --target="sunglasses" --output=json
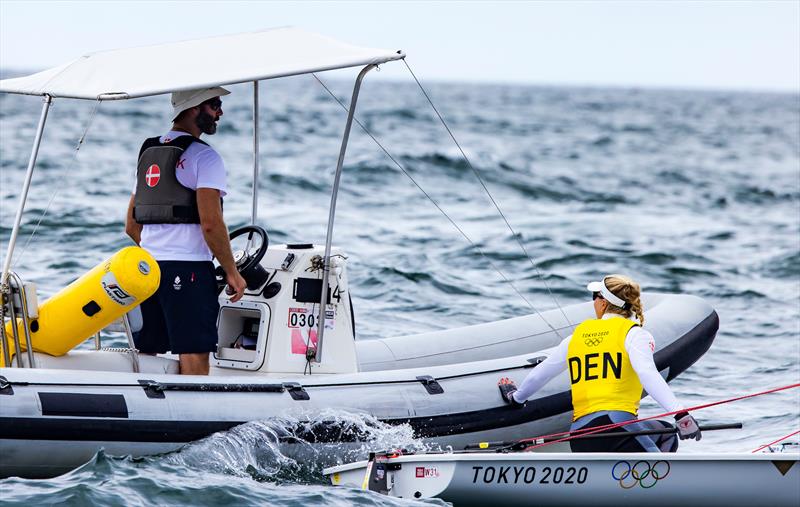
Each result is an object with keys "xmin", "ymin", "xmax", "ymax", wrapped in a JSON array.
[
  {"xmin": 592, "ymin": 292, "xmax": 604, "ymax": 301},
  {"xmin": 202, "ymin": 98, "xmax": 222, "ymax": 112}
]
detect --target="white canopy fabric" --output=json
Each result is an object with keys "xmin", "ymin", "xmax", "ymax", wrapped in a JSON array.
[{"xmin": 0, "ymin": 27, "xmax": 404, "ymax": 100}]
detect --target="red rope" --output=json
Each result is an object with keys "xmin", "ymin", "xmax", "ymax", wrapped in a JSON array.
[
  {"xmin": 751, "ymin": 429, "xmax": 800, "ymax": 454},
  {"xmin": 521, "ymin": 382, "xmax": 800, "ymax": 451}
]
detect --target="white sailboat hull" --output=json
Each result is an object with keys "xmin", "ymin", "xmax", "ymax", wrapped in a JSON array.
[{"xmin": 326, "ymin": 452, "xmax": 800, "ymax": 507}]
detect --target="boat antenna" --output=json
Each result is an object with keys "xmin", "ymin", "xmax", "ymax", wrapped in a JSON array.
[
  {"xmin": 401, "ymin": 60, "xmax": 572, "ymax": 328},
  {"xmin": 10, "ymin": 99, "xmax": 102, "ymax": 268},
  {"xmin": 312, "ymin": 74, "xmax": 564, "ymax": 338}
]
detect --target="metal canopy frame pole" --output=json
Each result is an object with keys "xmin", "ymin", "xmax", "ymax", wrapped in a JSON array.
[
  {"xmin": 251, "ymin": 81, "xmax": 260, "ymax": 225},
  {"xmin": 7, "ymin": 272, "xmax": 36, "ymax": 368},
  {"xmin": 313, "ymin": 64, "xmax": 376, "ymax": 363},
  {"xmin": 1, "ymin": 95, "xmax": 52, "ymax": 285}
]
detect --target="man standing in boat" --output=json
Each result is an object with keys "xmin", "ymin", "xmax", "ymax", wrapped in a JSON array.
[
  {"xmin": 499, "ymin": 275, "xmax": 702, "ymax": 452},
  {"xmin": 125, "ymin": 87, "xmax": 246, "ymax": 375}
]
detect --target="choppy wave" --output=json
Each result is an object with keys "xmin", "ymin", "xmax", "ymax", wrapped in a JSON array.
[
  {"xmin": 0, "ymin": 451, "xmax": 444, "ymax": 507},
  {"xmin": 762, "ymin": 251, "xmax": 800, "ymax": 278},
  {"xmin": 2, "ymin": 410, "xmax": 442, "ymax": 507}
]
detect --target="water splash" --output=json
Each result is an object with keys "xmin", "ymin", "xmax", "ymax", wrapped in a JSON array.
[
  {"xmin": 2, "ymin": 450, "xmax": 447, "ymax": 506},
  {"xmin": 1, "ymin": 411, "xmax": 446, "ymax": 506},
  {"xmin": 162, "ymin": 409, "xmax": 431, "ymax": 484}
]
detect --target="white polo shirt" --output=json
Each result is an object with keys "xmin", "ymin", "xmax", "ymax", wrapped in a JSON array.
[{"xmin": 133, "ymin": 131, "xmax": 227, "ymax": 261}]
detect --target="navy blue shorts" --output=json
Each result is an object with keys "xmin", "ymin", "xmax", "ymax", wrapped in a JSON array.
[{"xmin": 134, "ymin": 260, "xmax": 220, "ymax": 354}]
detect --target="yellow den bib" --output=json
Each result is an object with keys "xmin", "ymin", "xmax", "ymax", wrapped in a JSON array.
[{"xmin": 567, "ymin": 317, "xmax": 642, "ymax": 421}]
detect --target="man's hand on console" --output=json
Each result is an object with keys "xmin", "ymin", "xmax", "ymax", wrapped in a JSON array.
[{"xmin": 225, "ymin": 271, "xmax": 247, "ymax": 302}]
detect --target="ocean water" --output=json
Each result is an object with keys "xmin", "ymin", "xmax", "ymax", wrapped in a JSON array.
[{"xmin": 1, "ymin": 75, "xmax": 798, "ymax": 505}]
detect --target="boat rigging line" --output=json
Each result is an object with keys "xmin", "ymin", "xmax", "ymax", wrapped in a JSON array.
[
  {"xmin": 751, "ymin": 429, "xmax": 800, "ymax": 453},
  {"xmin": 466, "ymin": 423, "xmax": 743, "ymax": 451},
  {"xmin": 480, "ymin": 382, "xmax": 800, "ymax": 452},
  {"xmin": 10, "ymin": 99, "xmax": 102, "ymax": 269},
  {"xmin": 312, "ymin": 72, "xmax": 565, "ymax": 339},
  {"xmin": 401, "ymin": 60, "xmax": 571, "ymax": 328}
]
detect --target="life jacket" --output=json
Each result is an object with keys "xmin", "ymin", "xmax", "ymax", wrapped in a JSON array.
[
  {"xmin": 567, "ymin": 317, "xmax": 642, "ymax": 420},
  {"xmin": 133, "ymin": 135, "xmax": 208, "ymax": 224}
]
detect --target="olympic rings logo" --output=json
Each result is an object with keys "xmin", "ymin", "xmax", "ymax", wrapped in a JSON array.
[
  {"xmin": 584, "ymin": 337, "xmax": 603, "ymax": 347},
  {"xmin": 611, "ymin": 460, "xmax": 670, "ymax": 489}
]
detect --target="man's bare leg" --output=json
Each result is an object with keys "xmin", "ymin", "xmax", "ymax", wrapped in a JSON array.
[{"xmin": 180, "ymin": 353, "xmax": 210, "ymax": 375}]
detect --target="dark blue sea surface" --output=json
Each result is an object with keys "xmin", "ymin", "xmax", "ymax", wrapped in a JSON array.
[{"xmin": 1, "ymin": 75, "xmax": 799, "ymax": 505}]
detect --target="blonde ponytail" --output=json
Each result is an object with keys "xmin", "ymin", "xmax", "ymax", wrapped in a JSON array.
[
  {"xmin": 603, "ymin": 274, "xmax": 645, "ymax": 326},
  {"xmin": 629, "ymin": 298, "xmax": 645, "ymax": 326}
]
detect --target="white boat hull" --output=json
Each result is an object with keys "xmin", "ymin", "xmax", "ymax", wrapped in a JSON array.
[
  {"xmin": 326, "ymin": 452, "xmax": 800, "ymax": 507},
  {"xmin": 0, "ymin": 294, "xmax": 717, "ymax": 478}
]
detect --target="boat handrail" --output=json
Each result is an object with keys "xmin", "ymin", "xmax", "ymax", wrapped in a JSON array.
[{"xmin": 1, "ymin": 271, "xmax": 37, "ymax": 368}]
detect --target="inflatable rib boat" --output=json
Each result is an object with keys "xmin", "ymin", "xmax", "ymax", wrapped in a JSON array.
[
  {"xmin": 0, "ymin": 29, "xmax": 719, "ymax": 479},
  {"xmin": 0, "ymin": 242, "xmax": 718, "ymax": 478}
]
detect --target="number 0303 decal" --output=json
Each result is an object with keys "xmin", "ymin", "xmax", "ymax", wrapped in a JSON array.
[
  {"xmin": 288, "ymin": 307, "xmax": 335, "ymax": 330},
  {"xmin": 288, "ymin": 308, "xmax": 316, "ymax": 328}
]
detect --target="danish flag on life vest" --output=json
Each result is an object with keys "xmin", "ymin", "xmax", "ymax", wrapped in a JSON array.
[{"xmin": 145, "ymin": 164, "xmax": 161, "ymax": 187}]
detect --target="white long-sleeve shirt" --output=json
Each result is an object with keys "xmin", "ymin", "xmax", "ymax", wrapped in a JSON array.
[{"xmin": 512, "ymin": 314, "xmax": 682, "ymax": 413}]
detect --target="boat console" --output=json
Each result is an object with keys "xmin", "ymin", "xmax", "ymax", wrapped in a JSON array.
[{"xmin": 211, "ymin": 243, "xmax": 357, "ymax": 375}]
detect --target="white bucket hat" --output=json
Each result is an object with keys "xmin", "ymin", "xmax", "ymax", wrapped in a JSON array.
[
  {"xmin": 171, "ymin": 86, "xmax": 230, "ymax": 120},
  {"xmin": 586, "ymin": 276, "xmax": 628, "ymax": 308}
]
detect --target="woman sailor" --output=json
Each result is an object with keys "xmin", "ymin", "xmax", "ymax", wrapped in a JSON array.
[{"xmin": 499, "ymin": 274, "xmax": 702, "ymax": 452}]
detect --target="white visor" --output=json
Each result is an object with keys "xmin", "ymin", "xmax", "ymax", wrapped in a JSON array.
[{"xmin": 586, "ymin": 278, "xmax": 627, "ymax": 308}]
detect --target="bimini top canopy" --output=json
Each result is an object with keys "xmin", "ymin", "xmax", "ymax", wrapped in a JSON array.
[{"xmin": 0, "ymin": 27, "xmax": 404, "ymax": 100}]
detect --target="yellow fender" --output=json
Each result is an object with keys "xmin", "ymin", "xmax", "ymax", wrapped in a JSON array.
[{"xmin": 2, "ymin": 246, "xmax": 160, "ymax": 366}]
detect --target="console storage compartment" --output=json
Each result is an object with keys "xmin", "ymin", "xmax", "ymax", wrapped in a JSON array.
[{"xmin": 213, "ymin": 300, "xmax": 270, "ymax": 370}]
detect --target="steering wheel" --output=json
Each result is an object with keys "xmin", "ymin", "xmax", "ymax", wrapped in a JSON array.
[{"xmin": 215, "ymin": 225, "xmax": 269, "ymax": 292}]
